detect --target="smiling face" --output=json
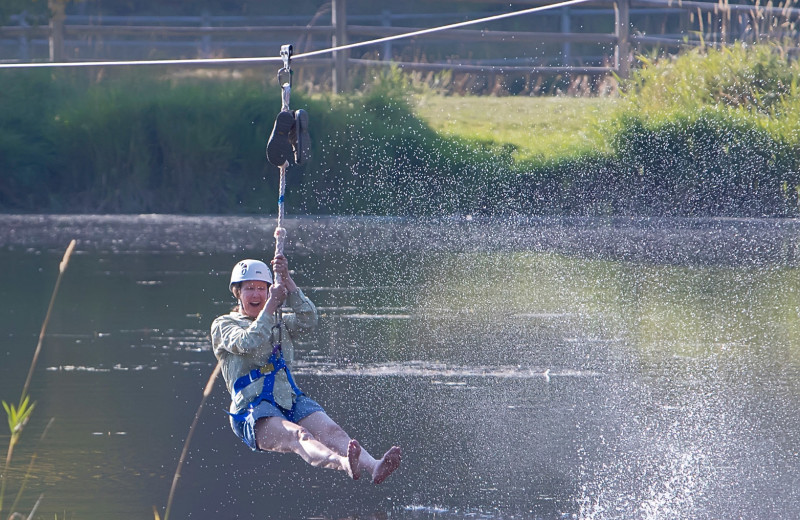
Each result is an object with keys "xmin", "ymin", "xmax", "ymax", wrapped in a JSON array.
[{"xmin": 234, "ymin": 280, "xmax": 270, "ymax": 318}]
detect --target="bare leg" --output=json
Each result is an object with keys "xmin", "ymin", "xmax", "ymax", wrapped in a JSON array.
[
  {"xmin": 299, "ymin": 411, "xmax": 402, "ymax": 484},
  {"xmin": 254, "ymin": 416, "xmax": 359, "ymax": 478},
  {"xmin": 298, "ymin": 411, "xmax": 366, "ymax": 479}
]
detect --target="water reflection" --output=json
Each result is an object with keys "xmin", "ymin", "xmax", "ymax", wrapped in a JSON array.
[{"xmin": 0, "ymin": 215, "xmax": 799, "ymax": 519}]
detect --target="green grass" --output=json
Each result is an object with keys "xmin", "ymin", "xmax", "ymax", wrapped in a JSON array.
[{"xmin": 413, "ymin": 94, "xmax": 615, "ymax": 162}]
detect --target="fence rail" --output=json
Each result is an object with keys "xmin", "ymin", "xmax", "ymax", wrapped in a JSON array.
[{"xmin": 2, "ymin": 0, "xmax": 800, "ymax": 93}]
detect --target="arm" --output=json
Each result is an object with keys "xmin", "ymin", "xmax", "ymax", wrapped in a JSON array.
[
  {"xmin": 272, "ymin": 254, "xmax": 318, "ymax": 331},
  {"xmin": 271, "ymin": 254, "xmax": 297, "ymax": 292},
  {"xmin": 285, "ymin": 288, "xmax": 318, "ymax": 331}
]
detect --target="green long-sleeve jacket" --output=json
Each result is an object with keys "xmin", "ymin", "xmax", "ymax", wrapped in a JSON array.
[{"xmin": 210, "ymin": 288, "xmax": 318, "ymax": 412}]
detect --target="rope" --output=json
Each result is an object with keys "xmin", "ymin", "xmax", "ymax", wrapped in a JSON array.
[
  {"xmin": 272, "ymin": 162, "xmax": 287, "ymax": 337},
  {"xmin": 0, "ymin": 0, "xmax": 593, "ymax": 70},
  {"xmin": 273, "ymin": 163, "xmax": 287, "ymax": 281},
  {"xmin": 281, "ymin": 81, "xmax": 291, "ymax": 112},
  {"xmin": 0, "ymin": 55, "xmax": 282, "ymax": 68}
]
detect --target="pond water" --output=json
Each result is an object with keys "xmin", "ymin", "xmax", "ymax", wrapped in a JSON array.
[{"xmin": 1, "ymin": 214, "xmax": 799, "ymax": 520}]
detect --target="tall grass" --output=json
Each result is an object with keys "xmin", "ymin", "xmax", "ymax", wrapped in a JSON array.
[
  {"xmin": 2, "ymin": 66, "xmax": 499, "ymax": 215},
  {"xmin": 1, "ymin": 240, "xmax": 76, "ymax": 519},
  {"xmin": 157, "ymin": 361, "xmax": 222, "ymax": 520},
  {"xmin": 622, "ymin": 44, "xmax": 800, "ymax": 117},
  {"xmin": 603, "ymin": 43, "xmax": 800, "ymax": 216},
  {"xmin": 51, "ymin": 73, "xmax": 279, "ymax": 213}
]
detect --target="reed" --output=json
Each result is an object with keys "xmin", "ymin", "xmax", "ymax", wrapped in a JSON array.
[
  {"xmin": 158, "ymin": 360, "xmax": 222, "ymax": 520},
  {"xmin": 7, "ymin": 418, "xmax": 54, "ymax": 515},
  {"xmin": 0, "ymin": 240, "xmax": 77, "ymax": 519}
]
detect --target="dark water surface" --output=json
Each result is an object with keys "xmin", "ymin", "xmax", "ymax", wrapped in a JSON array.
[{"xmin": 1, "ymin": 215, "xmax": 799, "ymax": 519}]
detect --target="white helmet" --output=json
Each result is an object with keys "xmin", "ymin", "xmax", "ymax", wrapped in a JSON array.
[{"xmin": 229, "ymin": 259, "xmax": 273, "ymax": 293}]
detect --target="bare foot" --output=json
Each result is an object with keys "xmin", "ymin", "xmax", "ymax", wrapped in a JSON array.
[
  {"xmin": 372, "ymin": 446, "xmax": 402, "ymax": 484},
  {"xmin": 347, "ymin": 439, "xmax": 362, "ymax": 480}
]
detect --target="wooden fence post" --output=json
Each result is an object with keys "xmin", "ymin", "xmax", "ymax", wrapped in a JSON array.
[
  {"xmin": 201, "ymin": 9, "xmax": 211, "ymax": 58},
  {"xmin": 678, "ymin": 6, "xmax": 690, "ymax": 39},
  {"xmin": 332, "ymin": 0, "xmax": 348, "ymax": 94},
  {"xmin": 721, "ymin": 3, "xmax": 731, "ymax": 45},
  {"xmin": 615, "ymin": 0, "xmax": 630, "ymax": 79},
  {"xmin": 48, "ymin": 0, "xmax": 65, "ymax": 62},
  {"xmin": 18, "ymin": 12, "xmax": 30, "ymax": 61},
  {"xmin": 561, "ymin": 7, "xmax": 571, "ymax": 66},
  {"xmin": 382, "ymin": 9, "xmax": 392, "ymax": 61}
]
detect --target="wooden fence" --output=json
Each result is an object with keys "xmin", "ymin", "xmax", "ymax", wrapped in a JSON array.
[{"xmin": 2, "ymin": 0, "xmax": 800, "ymax": 93}]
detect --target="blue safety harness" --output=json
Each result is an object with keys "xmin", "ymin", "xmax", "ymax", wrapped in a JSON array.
[{"xmin": 228, "ymin": 324, "xmax": 304, "ymax": 423}]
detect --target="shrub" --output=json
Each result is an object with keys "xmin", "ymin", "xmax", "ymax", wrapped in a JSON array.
[{"xmin": 601, "ymin": 44, "xmax": 800, "ymax": 216}]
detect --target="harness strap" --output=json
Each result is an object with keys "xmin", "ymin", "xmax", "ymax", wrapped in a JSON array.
[{"xmin": 228, "ymin": 347, "xmax": 304, "ymax": 422}]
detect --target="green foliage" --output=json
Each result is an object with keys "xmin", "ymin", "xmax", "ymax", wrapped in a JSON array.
[
  {"xmin": 297, "ymin": 77, "xmax": 505, "ymax": 215},
  {"xmin": 0, "ymin": 66, "xmax": 502, "ymax": 215},
  {"xmin": 598, "ymin": 44, "xmax": 800, "ymax": 216},
  {"xmin": 624, "ymin": 44, "xmax": 800, "ymax": 116},
  {"xmin": 360, "ymin": 66, "xmax": 418, "ymax": 112},
  {"xmin": 609, "ymin": 109, "xmax": 798, "ymax": 215},
  {"xmin": 3, "ymin": 44, "xmax": 800, "ymax": 216},
  {"xmin": 1, "ymin": 394, "xmax": 36, "ymax": 516},
  {"xmin": 3, "ymin": 395, "xmax": 35, "ymax": 441},
  {"xmin": 0, "ymin": 69, "xmax": 70, "ymax": 209},
  {"xmin": 49, "ymin": 74, "xmax": 278, "ymax": 212}
]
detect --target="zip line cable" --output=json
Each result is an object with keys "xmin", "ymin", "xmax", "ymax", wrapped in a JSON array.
[
  {"xmin": 0, "ymin": 0, "xmax": 592, "ymax": 69},
  {"xmin": 297, "ymin": 0, "xmax": 592, "ymax": 60}
]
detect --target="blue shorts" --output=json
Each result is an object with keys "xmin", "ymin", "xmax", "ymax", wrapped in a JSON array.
[{"xmin": 230, "ymin": 395, "xmax": 325, "ymax": 452}]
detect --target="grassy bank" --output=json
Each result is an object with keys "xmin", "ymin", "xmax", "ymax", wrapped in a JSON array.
[
  {"xmin": 414, "ymin": 95, "xmax": 613, "ymax": 163},
  {"xmin": 2, "ymin": 44, "xmax": 800, "ymax": 216}
]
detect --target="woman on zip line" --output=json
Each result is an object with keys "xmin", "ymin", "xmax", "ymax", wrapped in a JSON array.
[
  {"xmin": 211, "ymin": 254, "xmax": 401, "ymax": 483},
  {"xmin": 210, "ymin": 97, "xmax": 400, "ymax": 481}
]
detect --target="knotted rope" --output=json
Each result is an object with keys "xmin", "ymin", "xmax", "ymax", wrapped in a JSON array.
[{"xmin": 274, "ymin": 163, "xmax": 287, "ymax": 279}]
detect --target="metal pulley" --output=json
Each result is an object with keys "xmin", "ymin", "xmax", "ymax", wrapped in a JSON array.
[{"xmin": 279, "ymin": 44, "xmax": 293, "ymax": 112}]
